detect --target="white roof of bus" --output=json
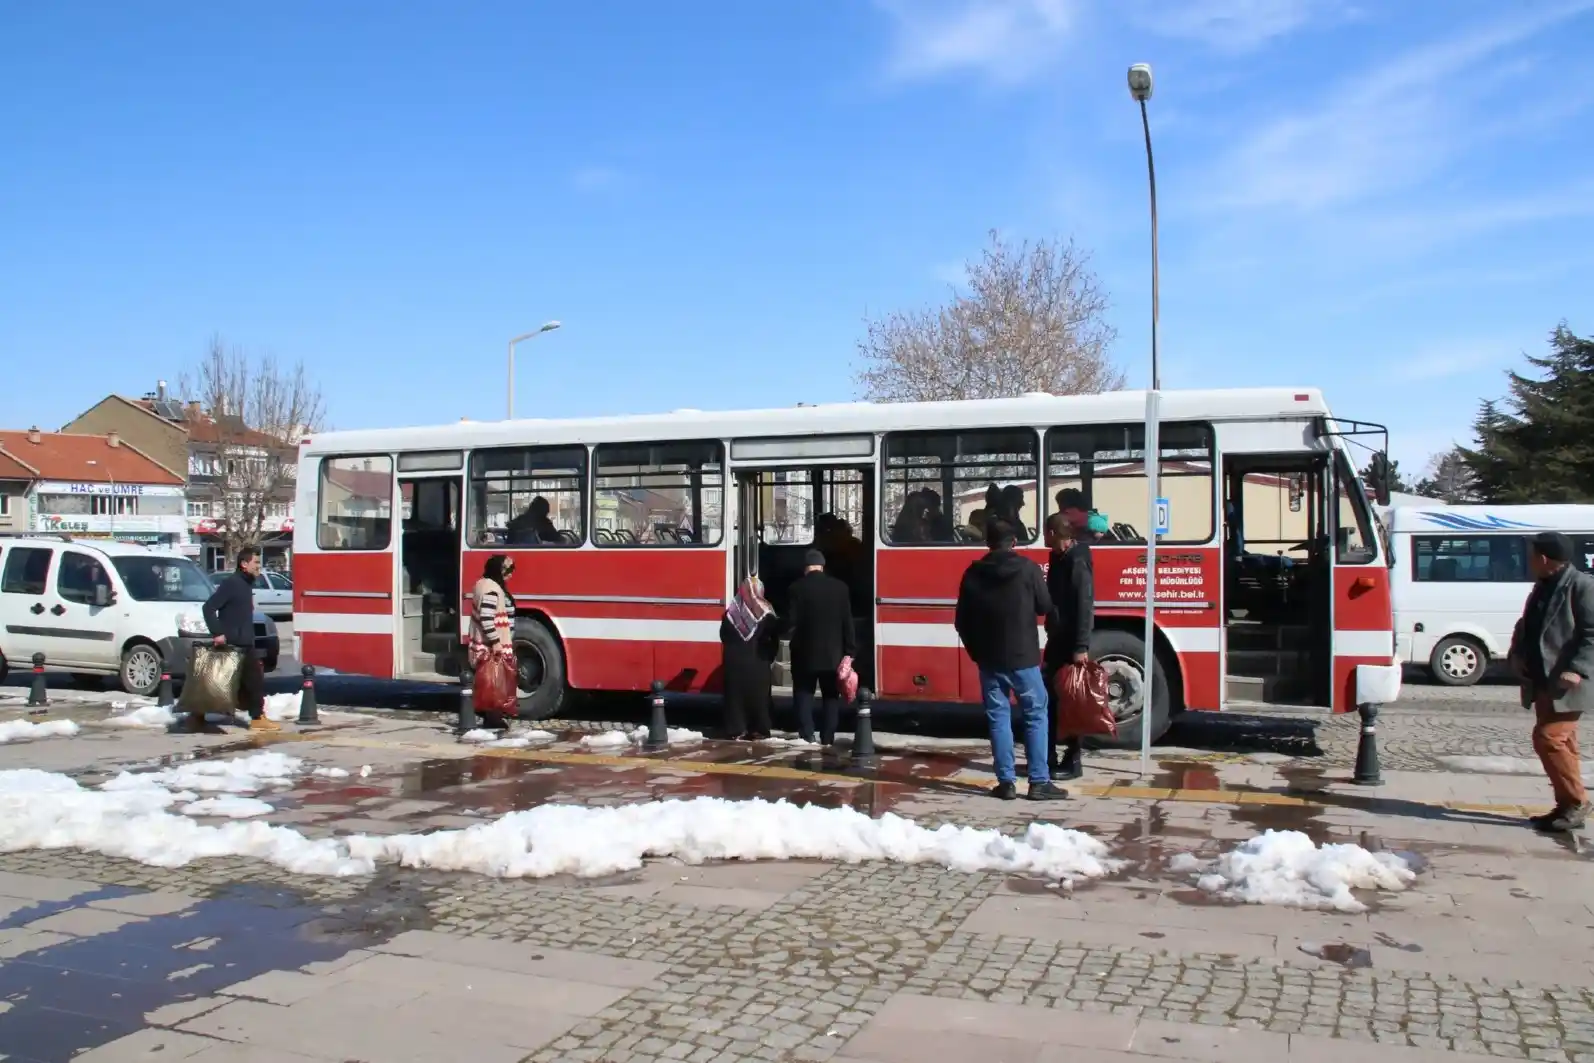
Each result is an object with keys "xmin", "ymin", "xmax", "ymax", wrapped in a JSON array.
[
  {"xmin": 1385, "ymin": 504, "xmax": 1594, "ymax": 534},
  {"xmin": 301, "ymin": 387, "xmax": 1331, "ymax": 454}
]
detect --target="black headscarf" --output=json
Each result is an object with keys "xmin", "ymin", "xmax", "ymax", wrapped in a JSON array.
[{"xmin": 483, "ymin": 554, "xmax": 515, "ymax": 606}]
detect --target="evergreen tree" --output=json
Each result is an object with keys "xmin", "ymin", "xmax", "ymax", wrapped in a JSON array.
[
  {"xmin": 1361, "ymin": 453, "xmax": 1408, "ymax": 494},
  {"xmin": 1459, "ymin": 324, "xmax": 1594, "ymax": 503},
  {"xmin": 1413, "ymin": 448, "xmax": 1476, "ymax": 503}
]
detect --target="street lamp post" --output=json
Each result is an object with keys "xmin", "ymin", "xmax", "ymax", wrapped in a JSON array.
[
  {"xmin": 506, "ymin": 321, "xmax": 563, "ymax": 420},
  {"xmin": 1128, "ymin": 61, "xmax": 1160, "ymax": 777}
]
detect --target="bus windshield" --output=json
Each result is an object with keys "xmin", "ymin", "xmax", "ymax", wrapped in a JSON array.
[{"xmin": 112, "ymin": 556, "xmax": 215, "ymax": 603}]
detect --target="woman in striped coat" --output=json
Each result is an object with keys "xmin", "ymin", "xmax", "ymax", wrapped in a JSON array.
[{"xmin": 470, "ymin": 554, "xmax": 520, "ymax": 729}]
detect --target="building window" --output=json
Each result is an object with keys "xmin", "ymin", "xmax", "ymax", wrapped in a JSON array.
[
  {"xmin": 1412, "ymin": 535, "xmax": 1529, "ymax": 583},
  {"xmin": 0, "ymin": 493, "xmax": 10, "ymax": 517},
  {"xmin": 469, "ymin": 446, "xmax": 586, "ymax": 547},
  {"xmin": 317, "ymin": 455, "xmax": 393, "ymax": 550},
  {"xmin": 91, "ymin": 495, "xmax": 138, "ymax": 516},
  {"xmin": 593, "ymin": 441, "xmax": 724, "ymax": 547},
  {"xmin": 1045, "ymin": 422, "xmax": 1214, "ymax": 544},
  {"xmin": 883, "ymin": 429, "xmax": 1040, "ymax": 545},
  {"xmin": 187, "ymin": 500, "xmax": 211, "ymax": 518}
]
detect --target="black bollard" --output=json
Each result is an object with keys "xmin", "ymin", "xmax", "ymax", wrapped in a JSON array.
[
  {"xmin": 27, "ymin": 652, "xmax": 48, "ymax": 708},
  {"xmin": 456, "ymin": 669, "xmax": 478, "ymax": 736},
  {"xmin": 158, "ymin": 668, "xmax": 173, "ymax": 706},
  {"xmin": 852, "ymin": 687, "xmax": 878, "ymax": 767},
  {"xmin": 296, "ymin": 665, "xmax": 319, "ymax": 725},
  {"xmin": 646, "ymin": 680, "xmax": 668, "ymax": 749},
  {"xmin": 1351, "ymin": 702, "xmax": 1382, "ymax": 786}
]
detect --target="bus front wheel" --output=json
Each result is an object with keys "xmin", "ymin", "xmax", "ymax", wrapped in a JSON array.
[
  {"xmin": 513, "ymin": 621, "xmax": 567, "ymax": 720},
  {"xmin": 1088, "ymin": 629, "xmax": 1172, "ymax": 750}
]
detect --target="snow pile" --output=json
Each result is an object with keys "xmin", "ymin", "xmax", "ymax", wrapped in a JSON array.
[
  {"xmin": 102, "ymin": 751, "xmax": 305, "ymax": 796},
  {"xmin": 1437, "ymin": 755, "xmax": 1594, "ymax": 779},
  {"xmin": 0, "ymin": 719, "xmax": 80, "ymax": 744},
  {"xmin": 0, "ymin": 758, "xmax": 1124, "ymax": 884},
  {"xmin": 313, "ymin": 767, "xmax": 350, "ymax": 779},
  {"xmin": 627, "ymin": 726, "xmax": 704, "ymax": 746},
  {"xmin": 263, "ymin": 692, "xmax": 302, "ymax": 721},
  {"xmin": 760, "ymin": 736, "xmax": 821, "ymax": 749},
  {"xmin": 105, "ymin": 706, "xmax": 178, "ymax": 729},
  {"xmin": 579, "ymin": 731, "xmax": 631, "ymax": 750},
  {"xmin": 1171, "ymin": 830, "xmax": 1417, "ymax": 912},
  {"xmin": 183, "ymin": 796, "xmax": 274, "ymax": 819},
  {"xmin": 462, "ymin": 728, "xmax": 557, "ymax": 749}
]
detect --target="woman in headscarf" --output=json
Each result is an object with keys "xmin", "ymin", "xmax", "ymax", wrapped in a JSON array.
[
  {"xmin": 718, "ymin": 575, "xmax": 778, "ymax": 740},
  {"xmin": 469, "ymin": 554, "xmax": 520, "ymax": 731}
]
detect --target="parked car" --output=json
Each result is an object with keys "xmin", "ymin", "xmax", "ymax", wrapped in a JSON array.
[
  {"xmin": 0, "ymin": 537, "xmax": 279, "ymax": 697},
  {"xmin": 252, "ymin": 569, "xmax": 293, "ymax": 620}
]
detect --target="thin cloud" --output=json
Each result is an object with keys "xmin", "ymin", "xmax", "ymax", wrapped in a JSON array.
[
  {"xmin": 1133, "ymin": 0, "xmax": 1350, "ymax": 53},
  {"xmin": 873, "ymin": 0, "xmax": 1076, "ymax": 85},
  {"xmin": 570, "ymin": 166, "xmax": 624, "ymax": 193},
  {"xmin": 1202, "ymin": 1, "xmax": 1594, "ymax": 212}
]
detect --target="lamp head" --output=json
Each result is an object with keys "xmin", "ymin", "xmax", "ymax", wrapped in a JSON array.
[
  {"xmin": 540, "ymin": 321, "xmax": 562, "ymax": 333},
  {"xmin": 1128, "ymin": 63, "xmax": 1153, "ymax": 102}
]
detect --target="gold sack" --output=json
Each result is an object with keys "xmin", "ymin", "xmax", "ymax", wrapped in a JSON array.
[{"xmin": 177, "ymin": 644, "xmax": 245, "ymax": 715}]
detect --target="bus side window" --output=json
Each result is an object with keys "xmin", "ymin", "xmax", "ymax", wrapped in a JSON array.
[
  {"xmin": 592, "ymin": 440, "xmax": 724, "ymax": 547},
  {"xmin": 469, "ymin": 446, "xmax": 586, "ymax": 547},
  {"xmin": 882, "ymin": 429, "xmax": 1039, "ymax": 545},
  {"xmin": 318, "ymin": 456, "xmax": 394, "ymax": 551}
]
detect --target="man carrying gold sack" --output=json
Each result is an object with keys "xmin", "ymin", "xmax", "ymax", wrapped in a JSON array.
[{"xmin": 191, "ymin": 546, "xmax": 279, "ymax": 733}]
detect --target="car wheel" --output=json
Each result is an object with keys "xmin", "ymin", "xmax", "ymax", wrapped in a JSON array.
[
  {"xmin": 1087, "ymin": 628, "xmax": 1173, "ymax": 750},
  {"xmin": 1430, "ymin": 636, "xmax": 1486, "ymax": 687},
  {"xmin": 120, "ymin": 642, "xmax": 164, "ymax": 698},
  {"xmin": 513, "ymin": 620, "xmax": 567, "ymax": 721}
]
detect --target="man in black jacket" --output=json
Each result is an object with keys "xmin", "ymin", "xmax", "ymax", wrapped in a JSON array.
[
  {"xmin": 201, "ymin": 547, "xmax": 277, "ymax": 732},
  {"xmin": 1044, "ymin": 513, "xmax": 1094, "ymax": 780},
  {"xmin": 787, "ymin": 549, "xmax": 856, "ymax": 745},
  {"xmin": 955, "ymin": 518, "xmax": 1068, "ymax": 801}
]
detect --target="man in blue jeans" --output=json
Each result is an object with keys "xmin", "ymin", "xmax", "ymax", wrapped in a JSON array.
[{"xmin": 955, "ymin": 517, "xmax": 1070, "ymax": 801}]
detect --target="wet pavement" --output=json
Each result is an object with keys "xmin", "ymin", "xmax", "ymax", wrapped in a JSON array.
[{"xmin": 3, "ymin": 702, "xmax": 1594, "ymax": 1062}]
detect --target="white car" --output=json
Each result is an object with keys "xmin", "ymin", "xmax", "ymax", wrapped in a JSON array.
[
  {"xmin": 252, "ymin": 569, "xmax": 293, "ymax": 620},
  {"xmin": 0, "ymin": 536, "xmax": 279, "ymax": 697}
]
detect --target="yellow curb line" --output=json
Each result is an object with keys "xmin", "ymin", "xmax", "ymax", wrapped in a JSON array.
[{"xmin": 254, "ymin": 730, "xmax": 1549, "ymax": 817}]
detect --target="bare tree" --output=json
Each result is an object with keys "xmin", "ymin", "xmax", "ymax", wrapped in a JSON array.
[
  {"xmin": 180, "ymin": 336, "xmax": 327, "ymax": 566},
  {"xmin": 855, "ymin": 230, "xmax": 1123, "ymax": 402}
]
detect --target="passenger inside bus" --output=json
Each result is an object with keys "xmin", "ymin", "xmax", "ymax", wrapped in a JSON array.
[{"xmin": 505, "ymin": 496, "xmax": 562, "ymax": 545}]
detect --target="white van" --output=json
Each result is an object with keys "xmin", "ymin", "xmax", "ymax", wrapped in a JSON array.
[
  {"xmin": 1384, "ymin": 505, "xmax": 1594, "ymax": 685},
  {"xmin": 0, "ymin": 536, "xmax": 280, "ymax": 697}
]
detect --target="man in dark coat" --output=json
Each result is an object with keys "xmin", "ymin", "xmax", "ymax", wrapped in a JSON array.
[
  {"xmin": 1043, "ymin": 513, "xmax": 1095, "ymax": 780},
  {"xmin": 201, "ymin": 546, "xmax": 276, "ymax": 732},
  {"xmin": 787, "ymin": 549, "xmax": 856, "ymax": 745},
  {"xmin": 955, "ymin": 518, "xmax": 1068, "ymax": 802},
  {"xmin": 1509, "ymin": 532, "xmax": 1594, "ymax": 831}
]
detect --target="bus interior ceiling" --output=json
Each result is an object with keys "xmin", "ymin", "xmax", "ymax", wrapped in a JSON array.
[
  {"xmin": 738, "ymin": 465, "xmax": 875, "ymax": 693},
  {"xmin": 400, "ymin": 476, "xmax": 463, "ymax": 679},
  {"xmin": 1222, "ymin": 455, "xmax": 1331, "ymax": 706}
]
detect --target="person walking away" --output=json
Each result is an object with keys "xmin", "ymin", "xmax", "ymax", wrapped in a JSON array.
[
  {"xmin": 720, "ymin": 575, "xmax": 778, "ymax": 740},
  {"xmin": 200, "ymin": 546, "xmax": 276, "ymax": 732},
  {"xmin": 954, "ymin": 518, "xmax": 1068, "ymax": 801},
  {"xmin": 787, "ymin": 549, "xmax": 856, "ymax": 746},
  {"xmin": 1509, "ymin": 532, "xmax": 1594, "ymax": 832},
  {"xmin": 1044, "ymin": 513, "xmax": 1094, "ymax": 780},
  {"xmin": 470, "ymin": 555, "xmax": 521, "ymax": 731}
]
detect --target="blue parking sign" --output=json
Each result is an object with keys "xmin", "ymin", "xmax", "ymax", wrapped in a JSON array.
[{"xmin": 1154, "ymin": 498, "xmax": 1170, "ymax": 537}]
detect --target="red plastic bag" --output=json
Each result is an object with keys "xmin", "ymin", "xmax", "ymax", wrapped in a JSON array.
[
  {"xmin": 1054, "ymin": 660, "xmax": 1116, "ymax": 738},
  {"xmin": 837, "ymin": 656, "xmax": 859, "ymax": 704},
  {"xmin": 473, "ymin": 652, "xmax": 520, "ymax": 716}
]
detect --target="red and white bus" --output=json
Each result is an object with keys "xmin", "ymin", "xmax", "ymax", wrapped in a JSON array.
[{"xmin": 291, "ymin": 387, "xmax": 1400, "ymax": 745}]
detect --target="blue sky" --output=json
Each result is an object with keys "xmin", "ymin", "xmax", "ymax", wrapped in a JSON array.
[{"xmin": 3, "ymin": 1, "xmax": 1590, "ymax": 477}]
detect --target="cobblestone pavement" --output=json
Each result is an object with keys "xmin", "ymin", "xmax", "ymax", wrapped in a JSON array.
[{"xmin": 3, "ymin": 703, "xmax": 1591, "ymax": 1062}]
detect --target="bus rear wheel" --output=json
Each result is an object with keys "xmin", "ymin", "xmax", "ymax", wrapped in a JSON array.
[
  {"xmin": 513, "ymin": 621, "xmax": 567, "ymax": 721},
  {"xmin": 1087, "ymin": 629, "xmax": 1172, "ymax": 751}
]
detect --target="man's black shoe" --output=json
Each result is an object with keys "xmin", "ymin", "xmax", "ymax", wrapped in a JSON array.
[
  {"xmin": 991, "ymin": 781, "xmax": 1018, "ymax": 801},
  {"xmin": 1027, "ymin": 782, "xmax": 1070, "ymax": 801}
]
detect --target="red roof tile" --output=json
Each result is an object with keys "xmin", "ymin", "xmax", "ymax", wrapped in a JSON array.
[
  {"xmin": 132, "ymin": 400, "xmax": 278, "ymax": 447},
  {"xmin": 0, "ymin": 430, "xmax": 184, "ymax": 485},
  {"xmin": 0, "ymin": 446, "xmax": 38, "ymax": 481}
]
